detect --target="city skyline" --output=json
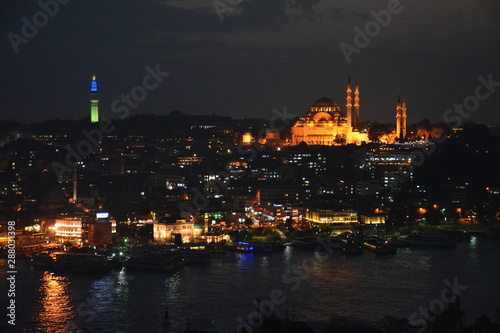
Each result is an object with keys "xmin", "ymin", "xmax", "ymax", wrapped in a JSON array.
[{"xmin": 0, "ymin": 0, "xmax": 499, "ymax": 124}]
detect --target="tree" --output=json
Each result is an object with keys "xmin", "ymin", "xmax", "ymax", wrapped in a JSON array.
[{"xmin": 368, "ymin": 122, "xmax": 393, "ymax": 142}]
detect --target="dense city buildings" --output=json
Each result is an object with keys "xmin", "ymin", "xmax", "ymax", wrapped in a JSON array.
[{"xmin": 0, "ymin": 107, "xmax": 499, "ymax": 245}]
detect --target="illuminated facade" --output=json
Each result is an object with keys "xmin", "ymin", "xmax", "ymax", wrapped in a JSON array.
[
  {"xmin": 305, "ymin": 208, "xmax": 359, "ymax": 225},
  {"xmin": 291, "ymin": 78, "xmax": 369, "ymax": 146},
  {"xmin": 53, "ymin": 216, "xmax": 87, "ymax": 245},
  {"xmin": 52, "ymin": 213, "xmax": 114, "ymax": 246},
  {"xmin": 153, "ymin": 218, "xmax": 196, "ymax": 244},
  {"xmin": 90, "ymin": 75, "xmax": 99, "ymax": 123},
  {"xmin": 395, "ymin": 96, "xmax": 407, "ymax": 141}
]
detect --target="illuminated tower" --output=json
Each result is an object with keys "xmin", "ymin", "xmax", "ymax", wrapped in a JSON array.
[
  {"xmin": 401, "ymin": 97, "xmax": 407, "ymax": 140},
  {"xmin": 90, "ymin": 75, "xmax": 99, "ymax": 123},
  {"xmin": 73, "ymin": 168, "xmax": 77, "ymax": 202},
  {"xmin": 346, "ymin": 75, "xmax": 353, "ymax": 129},
  {"xmin": 395, "ymin": 95, "xmax": 407, "ymax": 141},
  {"xmin": 396, "ymin": 95, "xmax": 402, "ymax": 140},
  {"xmin": 353, "ymin": 81, "xmax": 360, "ymax": 130}
]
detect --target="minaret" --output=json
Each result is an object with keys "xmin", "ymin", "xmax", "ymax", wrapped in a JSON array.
[
  {"xmin": 401, "ymin": 97, "xmax": 407, "ymax": 140},
  {"xmin": 73, "ymin": 167, "xmax": 77, "ymax": 202},
  {"xmin": 346, "ymin": 75, "xmax": 353, "ymax": 129},
  {"xmin": 353, "ymin": 81, "xmax": 360, "ymax": 131},
  {"xmin": 90, "ymin": 75, "xmax": 99, "ymax": 123},
  {"xmin": 395, "ymin": 95, "xmax": 402, "ymax": 140}
]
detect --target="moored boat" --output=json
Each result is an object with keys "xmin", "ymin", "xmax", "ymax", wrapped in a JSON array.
[
  {"xmin": 70, "ymin": 255, "xmax": 113, "ymax": 274},
  {"xmin": 51, "ymin": 252, "xmax": 80, "ymax": 270},
  {"xmin": 340, "ymin": 243, "xmax": 363, "ymax": 254},
  {"xmin": 31, "ymin": 251, "xmax": 54, "ymax": 268},
  {"xmin": 249, "ymin": 241, "xmax": 273, "ymax": 253},
  {"xmin": 291, "ymin": 237, "xmax": 320, "ymax": 250},
  {"xmin": 397, "ymin": 231, "xmax": 456, "ymax": 248},
  {"xmin": 233, "ymin": 242, "xmax": 255, "ymax": 253},
  {"xmin": 125, "ymin": 254, "xmax": 176, "ymax": 272},
  {"xmin": 362, "ymin": 238, "xmax": 397, "ymax": 255},
  {"xmin": 177, "ymin": 249, "xmax": 211, "ymax": 265}
]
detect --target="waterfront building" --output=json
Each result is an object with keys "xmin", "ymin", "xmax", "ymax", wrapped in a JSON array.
[
  {"xmin": 51, "ymin": 212, "xmax": 114, "ymax": 246},
  {"xmin": 153, "ymin": 217, "xmax": 197, "ymax": 244},
  {"xmin": 305, "ymin": 208, "xmax": 358, "ymax": 225},
  {"xmin": 52, "ymin": 214, "xmax": 91, "ymax": 246},
  {"xmin": 359, "ymin": 215, "xmax": 386, "ymax": 235}
]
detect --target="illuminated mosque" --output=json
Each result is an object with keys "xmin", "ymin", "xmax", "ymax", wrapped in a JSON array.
[{"xmin": 290, "ymin": 77, "xmax": 408, "ymax": 145}]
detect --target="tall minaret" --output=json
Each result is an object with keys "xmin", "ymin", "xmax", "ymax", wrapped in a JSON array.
[
  {"xmin": 346, "ymin": 75, "xmax": 353, "ymax": 129},
  {"xmin": 401, "ymin": 97, "xmax": 407, "ymax": 140},
  {"xmin": 395, "ymin": 95, "xmax": 402, "ymax": 140},
  {"xmin": 90, "ymin": 75, "xmax": 99, "ymax": 123},
  {"xmin": 73, "ymin": 167, "xmax": 77, "ymax": 202},
  {"xmin": 353, "ymin": 81, "xmax": 360, "ymax": 131}
]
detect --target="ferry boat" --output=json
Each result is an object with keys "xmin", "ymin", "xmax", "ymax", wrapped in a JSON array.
[
  {"xmin": 249, "ymin": 241, "xmax": 273, "ymax": 253},
  {"xmin": 177, "ymin": 249, "xmax": 211, "ymax": 265},
  {"xmin": 291, "ymin": 237, "xmax": 320, "ymax": 250},
  {"xmin": 362, "ymin": 238, "xmax": 397, "ymax": 255},
  {"xmin": 51, "ymin": 252, "xmax": 80, "ymax": 270},
  {"xmin": 397, "ymin": 231, "xmax": 456, "ymax": 248},
  {"xmin": 125, "ymin": 254, "xmax": 176, "ymax": 272},
  {"xmin": 233, "ymin": 242, "xmax": 255, "ymax": 253},
  {"xmin": 340, "ymin": 242, "xmax": 363, "ymax": 254},
  {"xmin": 70, "ymin": 255, "xmax": 113, "ymax": 274},
  {"xmin": 31, "ymin": 251, "xmax": 54, "ymax": 267}
]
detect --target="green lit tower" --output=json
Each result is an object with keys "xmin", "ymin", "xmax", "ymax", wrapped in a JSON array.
[{"xmin": 90, "ymin": 75, "xmax": 99, "ymax": 123}]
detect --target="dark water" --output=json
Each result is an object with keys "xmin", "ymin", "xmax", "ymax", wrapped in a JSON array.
[{"xmin": 1, "ymin": 235, "xmax": 500, "ymax": 333}]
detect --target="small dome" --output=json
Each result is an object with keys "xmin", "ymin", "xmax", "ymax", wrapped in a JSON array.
[{"xmin": 312, "ymin": 96, "xmax": 338, "ymax": 107}]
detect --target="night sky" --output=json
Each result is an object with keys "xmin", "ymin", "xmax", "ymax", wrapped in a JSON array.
[{"xmin": 1, "ymin": 0, "xmax": 499, "ymax": 125}]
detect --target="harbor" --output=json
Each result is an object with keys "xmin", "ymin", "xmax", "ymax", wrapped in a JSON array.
[{"xmin": 2, "ymin": 233, "xmax": 500, "ymax": 332}]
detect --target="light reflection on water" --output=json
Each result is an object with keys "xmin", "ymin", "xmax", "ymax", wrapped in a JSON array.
[
  {"xmin": 33, "ymin": 271, "xmax": 74, "ymax": 332},
  {"xmin": 1, "ymin": 236, "xmax": 499, "ymax": 333}
]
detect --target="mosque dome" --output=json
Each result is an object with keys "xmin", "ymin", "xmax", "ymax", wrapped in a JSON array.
[{"xmin": 312, "ymin": 96, "xmax": 338, "ymax": 107}]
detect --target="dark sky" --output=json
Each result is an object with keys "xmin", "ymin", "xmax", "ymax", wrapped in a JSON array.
[{"xmin": 1, "ymin": 0, "xmax": 499, "ymax": 125}]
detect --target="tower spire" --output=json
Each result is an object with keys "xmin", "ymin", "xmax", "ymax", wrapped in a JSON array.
[
  {"xmin": 90, "ymin": 75, "xmax": 99, "ymax": 123},
  {"xmin": 353, "ymin": 80, "xmax": 360, "ymax": 130},
  {"xmin": 396, "ymin": 96, "xmax": 402, "ymax": 140},
  {"xmin": 73, "ymin": 167, "xmax": 77, "ymax": 202},
  {"xmin": 346, "ymin": 76, "xmax": 352, "ymax": 129},
  {"xmin": 401, "ymin": 97, "xmax": 407, "ymax": 140}
]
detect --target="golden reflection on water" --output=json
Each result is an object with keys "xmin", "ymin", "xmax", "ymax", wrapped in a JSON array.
[{"xmin": 34, "ymin": 271, "xmax": 75, "ymax": 332}]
